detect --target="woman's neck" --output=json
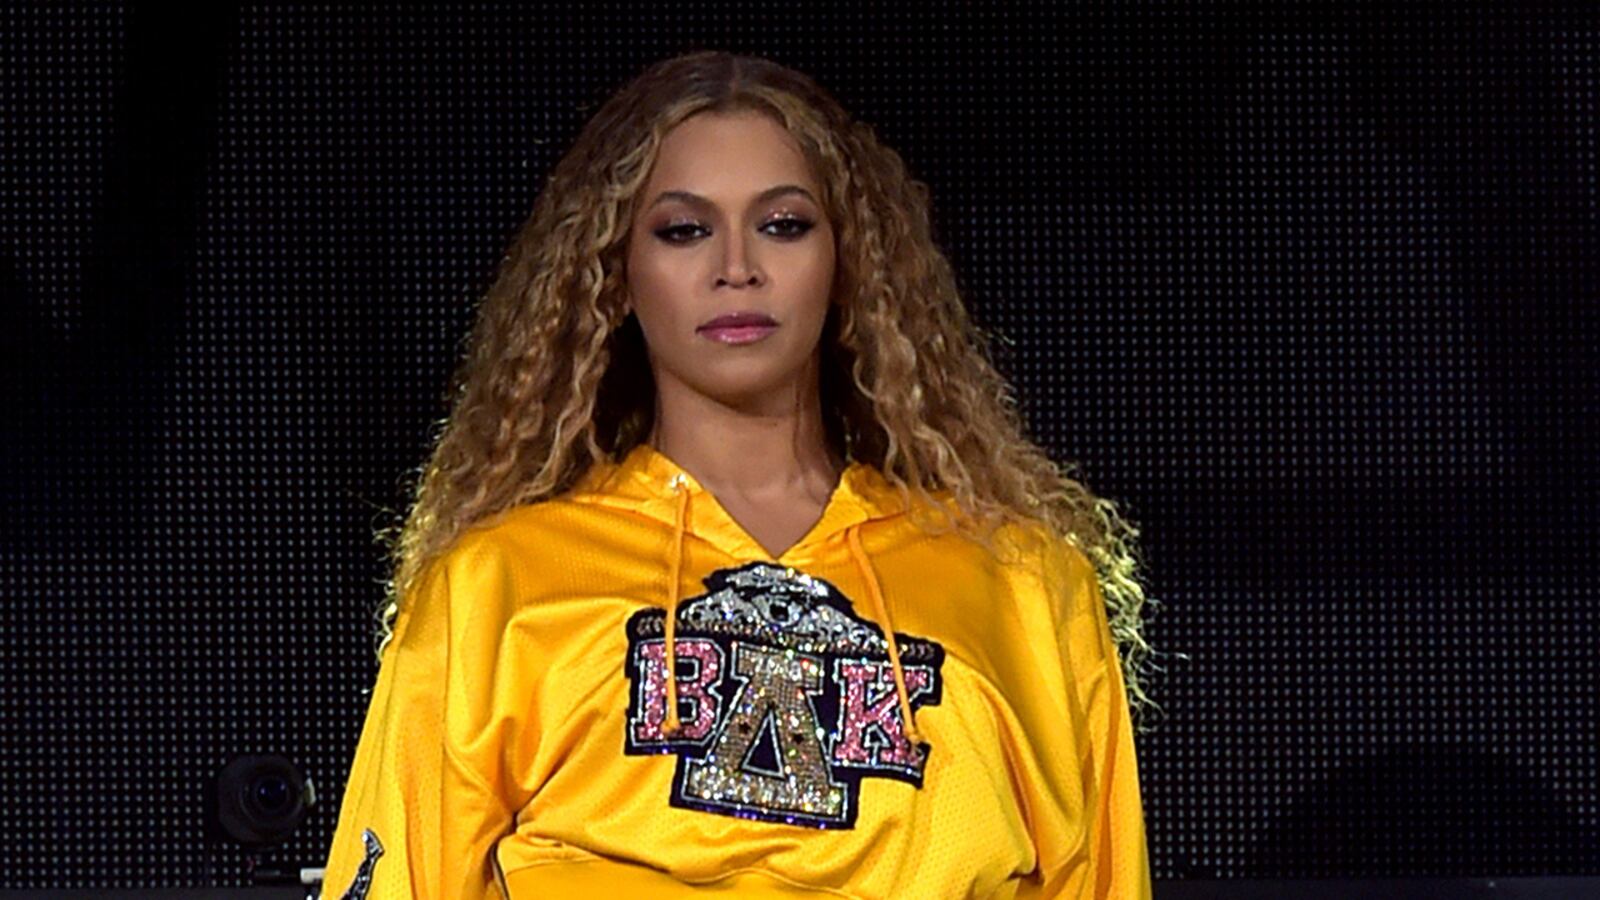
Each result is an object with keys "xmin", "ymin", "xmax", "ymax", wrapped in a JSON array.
[{"xmin": 646, "ymin": 370, "xmax": 843, "ymax": 503}]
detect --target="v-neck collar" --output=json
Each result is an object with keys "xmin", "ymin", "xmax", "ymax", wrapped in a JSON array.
[{"xmin": 568, "ymin": 443, "xmax": 912, "ymax": 565}]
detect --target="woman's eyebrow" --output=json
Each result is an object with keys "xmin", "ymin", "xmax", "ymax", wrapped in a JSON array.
[{"xmin": 647, "ymin": 183, "xmax": 817, "ymax": 210}]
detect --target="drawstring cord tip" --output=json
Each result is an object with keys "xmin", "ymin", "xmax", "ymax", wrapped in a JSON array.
[{"xmin": 661, "ymin": 476, "xmax": 690, "ymax": 740}]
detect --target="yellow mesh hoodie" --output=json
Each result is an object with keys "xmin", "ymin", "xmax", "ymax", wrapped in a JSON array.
[{"xmin": 319, "ymin": 444, "xmax": 1151, "ymax": 899}]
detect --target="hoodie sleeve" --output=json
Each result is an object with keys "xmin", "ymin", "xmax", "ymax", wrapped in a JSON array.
[
  {"xmin": 319, "ymin": 548, "xmax": 516, "ymax": 900},
  {"xmin": 1016, "ymin": 538, "xmax": 1153, "ymax": 900}
]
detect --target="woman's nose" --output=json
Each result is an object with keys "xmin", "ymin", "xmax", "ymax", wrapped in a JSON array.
[{"xmin": 716, "ymin": 233, "xmax": 763, "ymax": 288}]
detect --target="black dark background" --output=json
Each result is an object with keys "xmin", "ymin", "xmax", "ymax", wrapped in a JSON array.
[{"xmin": 1, "ymin": 1, "xmax": 1595, "ymax": 891}]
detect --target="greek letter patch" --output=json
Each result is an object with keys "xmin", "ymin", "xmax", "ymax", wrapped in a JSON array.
[
  {"xmin": 324, "ymin": 827, "xmax": 382, "ymax": 899},
  {"xmin": 623, "ymin": 561, "xmax": 945, "ymax": 829}
]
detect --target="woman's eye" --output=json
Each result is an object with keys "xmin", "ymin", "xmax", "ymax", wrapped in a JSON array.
[
  {"xmin": 762, "ymin": 216, "xmax": 815, "ymax": 239},
  {"xmin": 654, "ymin": 222, "xmax": 708, "ymax": 244}
]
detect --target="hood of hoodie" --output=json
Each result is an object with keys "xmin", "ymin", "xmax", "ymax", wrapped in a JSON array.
[
  {"xmin": 565, "ymin": 442, "xmax": 933, "ymax": 742},
  {"xmin": 566, "ymin": 442, "xmax": 917, "ymax": 561}
]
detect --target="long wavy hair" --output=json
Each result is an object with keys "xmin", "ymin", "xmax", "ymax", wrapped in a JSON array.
[{"xmin": 372, "ymin": 50, "xmax": 1163, "ymax": 731}]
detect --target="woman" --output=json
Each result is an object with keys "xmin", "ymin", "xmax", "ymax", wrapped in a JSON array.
[{"xmin": 321, "ymin": 50, "xmax": 1155, "ymax": 899}]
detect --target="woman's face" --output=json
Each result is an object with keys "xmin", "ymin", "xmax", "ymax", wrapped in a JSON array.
[{"xmin": 624, "ymin": 109, "xmax": 836, "ymax": 412}]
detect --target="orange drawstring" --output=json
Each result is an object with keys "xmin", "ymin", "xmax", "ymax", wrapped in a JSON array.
[
  {"xmin": 846, "ymin": 523, "xmax": 922, "ymax": 744},
  {"xmin": 661, "ymin": 474, "xmax": 690, "ymax": 736}
]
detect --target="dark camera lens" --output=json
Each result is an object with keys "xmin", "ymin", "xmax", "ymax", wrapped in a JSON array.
[
  {"xmin": 250, "ymin": 775, "xmax": 291, "ymax": 814},
  {"xmin": 211, "ymin": 754, "xmax": 308, "ymax": 850}
]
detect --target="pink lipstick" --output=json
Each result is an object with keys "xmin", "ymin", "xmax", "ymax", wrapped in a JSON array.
[{"xmin": 697, "ymin": 311, "xmax": 779, "ymax": 345}]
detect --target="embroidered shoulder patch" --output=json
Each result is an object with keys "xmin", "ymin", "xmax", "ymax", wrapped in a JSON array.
[
  {"xmin": 325, "ymin": 827, "xmax": 382, "ymax": 900},
  {"xmin": 623, "ymin": 561, "xmax": 945, "ymax": 829}
]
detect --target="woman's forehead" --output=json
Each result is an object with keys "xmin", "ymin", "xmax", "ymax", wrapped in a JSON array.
[{"xmin": 645, "ymin": 111, "xmax": 819, "ymax": 202}]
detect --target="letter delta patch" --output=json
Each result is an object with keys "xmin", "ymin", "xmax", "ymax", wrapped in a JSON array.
[{"xmin": 623, "ymin": 562, "xmax": 946, "ymax": 829}]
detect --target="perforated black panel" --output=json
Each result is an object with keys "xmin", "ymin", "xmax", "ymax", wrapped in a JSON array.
[{"xmin": 2, "ymin": 1, "xmax": 1595, "ymax": 889}]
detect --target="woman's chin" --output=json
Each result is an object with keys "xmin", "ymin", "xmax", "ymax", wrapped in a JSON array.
[{"xmin": 692, "ymin": 373, "xmax": 809, "ymax": 412}]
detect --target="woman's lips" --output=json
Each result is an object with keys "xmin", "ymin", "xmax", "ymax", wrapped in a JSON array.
[
  {"xmin": 697, "ymin": 312, "xmax": 778, "ymax": 345},
  {"xmin": 698, "ymin": 323, "xmax": 779, "ymax": 344}
]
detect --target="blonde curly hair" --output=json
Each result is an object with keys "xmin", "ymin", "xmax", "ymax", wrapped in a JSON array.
[{"xmin": 372, "ymin": 50, "xmax": 1163, "ymax": 732}]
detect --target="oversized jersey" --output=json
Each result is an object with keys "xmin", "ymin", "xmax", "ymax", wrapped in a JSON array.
[{"xmin": 319, "ymin": 443, "xmax": 1151, "ymax": 899}]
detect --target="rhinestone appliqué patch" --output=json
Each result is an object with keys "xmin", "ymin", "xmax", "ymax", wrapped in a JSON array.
[{"xmin": 623, "ymin": 561, "xmax": 946, "ymax": 829}]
